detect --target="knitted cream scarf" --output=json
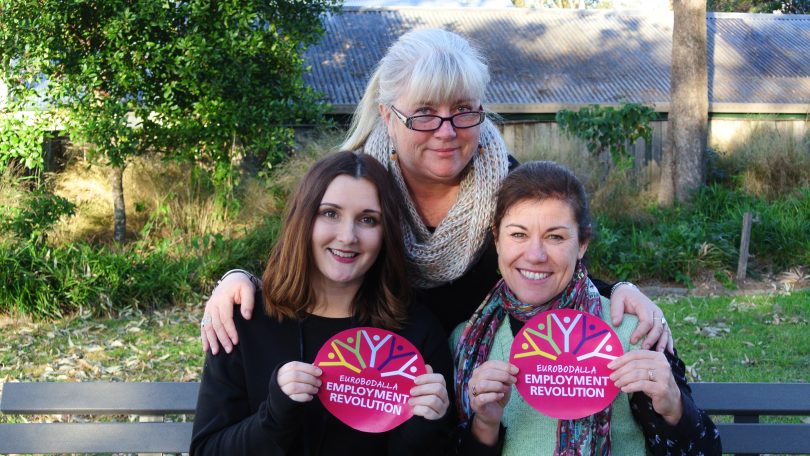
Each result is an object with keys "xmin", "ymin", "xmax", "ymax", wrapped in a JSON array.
[{"xmin": 363, "ymin": 119, "xmax": 509, "ymax": 288}]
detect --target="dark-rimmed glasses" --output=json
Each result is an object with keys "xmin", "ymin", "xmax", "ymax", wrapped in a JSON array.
[{"xmin": 389, "ymin": 105, "xmax": 485, "ymax": 132}]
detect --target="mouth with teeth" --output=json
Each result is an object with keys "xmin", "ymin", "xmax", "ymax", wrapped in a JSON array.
[
  {"xmin": 519, "ymin": 269, "xmax": 550, "ymax": 281},
  {"xmin": 329, "ymin": 248, "xmax": 359, "ymax": 263}
]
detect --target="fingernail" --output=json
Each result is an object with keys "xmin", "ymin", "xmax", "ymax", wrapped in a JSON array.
[{"xmin": 224, "ymin": 346, "xmax": 232, "ymax": 354}]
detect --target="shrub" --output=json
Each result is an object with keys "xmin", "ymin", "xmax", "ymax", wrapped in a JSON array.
[
  {"xmin": 711, "ymin": 124, "xmax": 810, "ymax": 198},
  {"xmin": 0, "ymin": 240, "xmax": 198, "ymax": 318},
  {"xmin": 588, "ymin": 184, "xmax": 810, "ymax": 285},
  {"xmin": 1, "ymin": 189, "xmax": 75, "ymax": 243}
]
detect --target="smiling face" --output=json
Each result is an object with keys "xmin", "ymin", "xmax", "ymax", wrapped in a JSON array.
[
  {"xmin": 310, "ymin": 175, "xmax": 383, "ymax": 295},
  {"xmin": 494, "ymin": 198, "xmax": 589, "ymax": 306},
  {"xmin": 381, "ymin": 96, "xmax": 482, "ymax": 186}
]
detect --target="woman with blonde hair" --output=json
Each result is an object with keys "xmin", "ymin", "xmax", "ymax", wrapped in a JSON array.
[{"xmin": 200, "ymin": 28, "xmax": 672, "ymax": 358}]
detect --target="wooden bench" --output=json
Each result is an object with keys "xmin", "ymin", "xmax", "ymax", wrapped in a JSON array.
[
  {"xmin": 0, "ymin": 382, "xmax": 197, "ymax": 454},
  {"xmin": 1, "ymin": 381, "xmax": 809, "ymax": 455},
  {"xmin": 690, "ymin": 382, "xmax": 810, "ymax": 456}
]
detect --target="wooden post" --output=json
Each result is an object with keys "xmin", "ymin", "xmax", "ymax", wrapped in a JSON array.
[{"xmin": 736, "ymin": 212, "xmax": 753, "ymax": 282}]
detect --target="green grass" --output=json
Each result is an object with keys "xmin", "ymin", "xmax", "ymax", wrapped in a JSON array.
[
  {"xmin": 2, "ymin": 290, "xmax": 807, "ymax": 386},
  {"xmin": 659, "ymin": 289, "xmax": 810, "ymax": 383},
  {"xmin": 0, "ymin": 304, "xmax": 204, "ymax": 384},
  {"xmin": 2, "ymin": 290, "xmax": 808, "ymax": 447}
]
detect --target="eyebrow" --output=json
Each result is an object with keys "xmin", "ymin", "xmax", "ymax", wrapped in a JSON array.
[
  {"xmin": 319, "ymin": 203, "xmax": 381, "ymax": 214},
  {"xmin": 504, "ymin": 223, "xmax": 571, "ymax": 232},
  {"xmin": 414, "ymin": 98, "xmax": 476, "ymax": 107}
]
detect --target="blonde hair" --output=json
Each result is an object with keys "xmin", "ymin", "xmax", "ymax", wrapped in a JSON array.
[{"xmin": 341, "ymin": 28, "xmax": 490, "ymax": 151}]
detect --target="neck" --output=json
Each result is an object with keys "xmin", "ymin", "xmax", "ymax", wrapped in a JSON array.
[
  {"xmin": 310, "ymin": 282, "xmax": 359, "ymax": 318},
  {"xmin": 402, "ymin": 176, "xmax": 462, "ymax": 228}
]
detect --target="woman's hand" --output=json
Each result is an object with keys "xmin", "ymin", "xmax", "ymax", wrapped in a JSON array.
[
  {"xmin": 277, "ymin": 361, "xmax": 323, "ymax": 403},
  {"xmin": 609, "ymin": 350, "xmax": 683, "ymax": 426},
  {"xmin": 468, "ymin": 360, "xmax": 518, "ymax": 446},
  {"xmin": 409, "ymin": 364, "xmax": 449, "ymax": 420},
  {"xmin": 200, "ymin": 272, "xmax": 257, "ymax": 355},
  {"xmin": 610, "ymin": 284, "xmax": 673, "ymax": 353}
]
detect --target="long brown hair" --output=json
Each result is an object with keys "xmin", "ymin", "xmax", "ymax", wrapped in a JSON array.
[{"xmin": 262, "ymin": 151, "xmax": 410, "ymax": 329}]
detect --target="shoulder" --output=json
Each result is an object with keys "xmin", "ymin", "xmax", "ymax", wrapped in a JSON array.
[
  {"xmin": 507, "ymin": 154, "xmax": 520, "ymax": 171},
  {"xmin": 231, "ymin": 291, "xmax": 298, "ymax": 342},
  {"xmin": 449, "ymin": 320, "xmax": 467, "ymax": 349},
  {"xmin": 399, "ymin": 301, "xmax": 445, "ymax": 343},
  {"xmin": 599, "ymin": 296, "xmax": 641, "ymax": 350}
]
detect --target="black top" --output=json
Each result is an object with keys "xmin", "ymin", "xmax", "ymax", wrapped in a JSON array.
[{"xmin": 190, "ymin": 295, "xmax": 455, "ymax": 455}]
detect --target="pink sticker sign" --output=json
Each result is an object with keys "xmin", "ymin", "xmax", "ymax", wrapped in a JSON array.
[
  {"xmin": 509, "ymin": 309, "xmax": 622, "ymax": 419},
  {"xmin": 315, "ymin": 327, "xmax": 425, "ymax": 433}
]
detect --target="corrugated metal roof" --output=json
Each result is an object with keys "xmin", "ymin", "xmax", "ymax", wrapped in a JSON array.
[{"xmin": 303, "ymin": 8, "xmax": 810, "ymax": 113}]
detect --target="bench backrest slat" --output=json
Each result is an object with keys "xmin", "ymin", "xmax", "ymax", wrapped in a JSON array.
[
  {"xmin": 717, "ymin": 423, "xmax": 810, "ymax": 454},
  {"xmin": 691, "ymin": 382, "xmax": 810, "ymax": 415},
  {"xmin": 1, "ymin": 381, "xmax": 198, "ymax": 414},
  {"xmin": 3, "ymin": 381, "xmax": 810, "ymax": 455},
  {"xmin": 0, "ymin": 422, "xmax": 193, "ymax": 453}
]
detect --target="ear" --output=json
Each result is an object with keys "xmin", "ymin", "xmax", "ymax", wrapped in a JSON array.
[
  {"xmin": 378, "ymin": 104, "xmax": 391, "ymax": 126},
  {"xmin": 577, "ymin": 239, "xmax": 589, "ymax": 260},
  {"xmin": 492, "ymin": 225, "xmax": 500, "ymax": 254}
]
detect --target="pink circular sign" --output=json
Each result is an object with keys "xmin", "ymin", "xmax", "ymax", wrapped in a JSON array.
[
  {"xmin": 315, "ymin": 327, "xmax": 425, "ymax": 433},
  {"xmin": 509, "ymin": 309, "xmax": 622, "ymax": 419}
]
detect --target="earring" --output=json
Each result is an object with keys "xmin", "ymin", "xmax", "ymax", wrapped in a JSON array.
[
  {"xmin": 390, "ymin": 149, "xmax": 397, "ymax": 161},
  {"xmin": 478, "ymin": 143, "xmax": 485, "ymax": 155}
]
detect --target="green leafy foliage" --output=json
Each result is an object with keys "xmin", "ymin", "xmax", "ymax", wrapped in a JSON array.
[
  {"xmin": 0, "ymin": 0, "xmax": 338, "ymax": 235},
  {"xmin": 556, "ymin": 103, "xmax": 657, "ymax": 165},
  {"xmin": 0, "ymin": 100, "xmax": 57, "ymax": 172},
  {"xmin": 0, "ymin": 189, "xmax": 75, "ymax": 244}
]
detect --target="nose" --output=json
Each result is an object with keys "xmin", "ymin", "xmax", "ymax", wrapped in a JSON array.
[
  {"xmin": 525, "ymin": 238, "xmax": 547, "ymax": 263},
  {"xmin": 433, "ymin": 116, "xmax": 457, "ymax": 138},
  {"xmin": 336, "ymin": 220, "xmax": 358, "ymax": 244}
]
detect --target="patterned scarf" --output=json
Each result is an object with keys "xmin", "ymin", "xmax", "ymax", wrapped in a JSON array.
[
  {"xmin": 454, "ymin": 261, "xmax": 613, "ymax": 455},
  {"xmin": 362, "ymin": 119, "xmax": 509, "ymax": 288}
]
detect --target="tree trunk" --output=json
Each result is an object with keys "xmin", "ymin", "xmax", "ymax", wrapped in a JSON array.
[
  {"xmin": 110, "ymin": 164, "xmax": 127, "ymax": 243},
  {"xmin": 659, "ymin": 0, "xmax": 708, "ymax": 205}
]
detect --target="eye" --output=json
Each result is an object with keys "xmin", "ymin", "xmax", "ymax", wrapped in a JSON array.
[
  {"xmin": 359, "ymin": 215, "xmax": 379, "ymax": 226},
  {"xmin": 509, "ymin": 231, "xmax": 527, "ymax": 239},
  {"xmin": 319, "ymin": 209, "xmax": 338, "ymax": 219},
  {"xmin": 455, "ymin": 105, "xmax": 474, "ymax": 113},
  {"xmin": 414, "ymin": 106, "xmax": 434, "ymax": 115}
]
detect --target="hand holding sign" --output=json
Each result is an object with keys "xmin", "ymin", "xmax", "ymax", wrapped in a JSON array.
[
  {"xmin": 278, "ymin": 361, "xmax": 323, "ymax": 402},
  {"xmin": 409, "ymin": 364, "xmax": 450, "ymax": 420},
  {"xmin": 467, "ymin": 360, "xmax": 518, "ymax": 444},
  {"xmin": 608, "ymin": 350, "xmax": 683, "ymax": 425}
]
